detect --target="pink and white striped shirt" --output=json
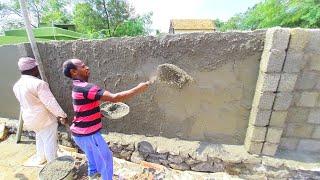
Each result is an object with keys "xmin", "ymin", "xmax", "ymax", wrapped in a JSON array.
[{"xmin": 70, "ymin": 79, "xmax": 105, "ymax": 136}]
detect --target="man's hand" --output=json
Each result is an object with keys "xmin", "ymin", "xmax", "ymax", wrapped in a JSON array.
[
  {"xmin": 58, "ymin": 117, "xmax": 68, "ymax": 125},
  {"xmin": 136, "ymin": 81, "xmax": 150, "ymax": 93}
]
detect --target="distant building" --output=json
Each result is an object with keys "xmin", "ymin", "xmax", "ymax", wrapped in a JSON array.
[{"xmin": 169, "ymin": 19, "xmax": 216, "ymax": 34}]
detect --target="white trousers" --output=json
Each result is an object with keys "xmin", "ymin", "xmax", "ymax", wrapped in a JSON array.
[{"xmin": 36, "ymin": 122, "xmax": 58, "ymax": 163}]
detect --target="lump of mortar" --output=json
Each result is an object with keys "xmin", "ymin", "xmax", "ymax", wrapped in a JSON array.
[
  {"xmin": 39, "ymin": 156, "xmax": 74, "ymax": 180},
  {"xmin": 157, "ymin": 63, "xmax": 193, "ymax": 89}
]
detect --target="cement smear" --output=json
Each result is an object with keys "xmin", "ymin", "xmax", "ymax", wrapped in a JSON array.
[{"xmin": 155, "ymin": 55, "xmax": 260, "ymax": 144}]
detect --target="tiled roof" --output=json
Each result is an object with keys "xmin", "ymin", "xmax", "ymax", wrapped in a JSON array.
[{"xmin": 170, "ymin": 19, "xmax": 215, "ymax": 30}]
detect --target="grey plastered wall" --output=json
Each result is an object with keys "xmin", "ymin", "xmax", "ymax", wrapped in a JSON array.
[
  {"xmin": 17, "ymin": 31, "xmax": 266, "ymax": 144},
  {"xmin": 0, "ymin": 44, "xmax": 33, "ymax": 118}
]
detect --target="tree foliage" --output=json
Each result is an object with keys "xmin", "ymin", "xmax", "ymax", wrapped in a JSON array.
[
  {"xmin": 113, "ymin": 13, "xmax": 152, "ymax": 37},
  {"xmin": 73, "ymin": 0, "xmax": 152, "ymax": 38},
  {"xmin": 73, "ymin": 3, "xmax": 105, "ymax": 34},
  {"xmin": 40, "ymin": 0, "xmax": 71, "ymax": 25},
  {"xmin": 0, "ymin": 0, "xmax": 152, "ymax": 38},
  {"xmin": 0, "ymin": 0, "xmax": 71, "ymax": 28},
  {"xmin": 218, "ymin": 0, "xmax": 320, "ymax": 31}
]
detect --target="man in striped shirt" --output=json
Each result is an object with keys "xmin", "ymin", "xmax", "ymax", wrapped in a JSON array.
[{"xmin": 63, "ymin": 59, "xmax": 149, "ymax": 180}]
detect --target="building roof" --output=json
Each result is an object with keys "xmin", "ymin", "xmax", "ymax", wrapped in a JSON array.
[{"xmin": 170, "ymin": 19, "xmax": 215, "ymax": 30}]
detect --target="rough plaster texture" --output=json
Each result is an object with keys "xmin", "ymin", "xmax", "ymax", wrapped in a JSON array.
[{"xmin": 18, "ymin": 31, "xmax": 265, "ymax": 144}]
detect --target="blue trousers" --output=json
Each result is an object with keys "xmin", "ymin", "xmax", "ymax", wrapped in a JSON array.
[{"xmin": 73, "ymin": 132, "xmax": 113, "ymax": 180}]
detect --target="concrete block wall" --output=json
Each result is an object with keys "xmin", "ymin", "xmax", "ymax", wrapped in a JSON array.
[
  {"xmin": 279, "ymin": 29, "xmax": 320, "ymax": 153},
  {"xmin": 245, "ymin": 28, "xmax": 291, "ymax": 156},
  {"xmin": 245, "ymin": 28, "xmax": 320, "ymax": 155}
]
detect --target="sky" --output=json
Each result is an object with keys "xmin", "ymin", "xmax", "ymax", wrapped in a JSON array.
[
  {"xmin": 128, "ymin": 0, "xmax": 262, "ymax": 33},
  {"xmin": 0, "ymin": 0, "xmax": 263, "ymax": 34}
]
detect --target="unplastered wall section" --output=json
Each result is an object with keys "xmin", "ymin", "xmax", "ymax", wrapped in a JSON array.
[
  {"xmin": 245, "ymin": 28, "xmax": 320, "ymax": 156},
  {"xmin": 279, "ymin": 29, "xmax": 320, "ymax": 153},
  {"xmin": 245, "ymin": 28, "xmax": 291, "ymax": 156}
]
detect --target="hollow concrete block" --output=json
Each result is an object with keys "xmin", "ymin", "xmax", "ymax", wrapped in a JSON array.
[
  {"xmin": 262, "ymin": 142, "xmax": 279, "ymax": 156},
  {"xmin": 278, "ymin": 73, "xmax": 298, "ymax": 92},
  {"xmin": 246, "ymin": 125, "xmax": 267, "ymax": 142},
  {"xmin": 273, "ymin": 92, "xmax": 293, "ymax": 111},
  {"xmin": 288, "ymin": 28, "xmax": 310, "ymax": 52},
  {"xmin": 297, "ymin": 139, "xmax": 320, "ymax": 152},
  {"xmin": 266, "ymin": 127, "xmax": 283, "ymax": 144},
  {"xmin": 249, "ymin": 108, "xmax": 272, "ymax": 127},
  {"xmin": 264, "ymin": 28, "xmax": 290, "ymax": 52},
  {"xmin": 308, "ymin": 109, "xmax": 320, "ymax": 124},
  {"xmin": 269, "ymin": 111, "xmax": 288, "ymax": 127},
  {"xmin": 283, "ymin": 51, "xmax": 306, "ymax": 73},
  {"xmin": 260, "ymin": 49, "xmax": 286, "ymax": 73},
  {"xmin": 252, "ymin": 90, "xmax": 275, "ymax": 110},
  {"xmin": 279, "ymin": 137, "xmax": 299, "ymax": 151},
  {"xmin": 245, "ymin": 138, "xmax": 263, "ymax": 154},
  {"xmin": 297, "ymin": 92, "xmax": 319, "ymax": 107},
  {"xmin": 256, "ymin": 72, "xmax": 281, "ymax": 92}
]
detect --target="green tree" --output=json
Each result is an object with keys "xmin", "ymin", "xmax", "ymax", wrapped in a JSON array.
[
  {"xmin": 73, "ymin": 3, "xmax": 105, "ymax": 35},
  {"xmin": 74, "ymin": 0, "xmax": 152, "ymax": 38},
  {"xmin": 219, "ymin": 13, "xmax": 246, "ymax": 31},
  {"xmin": 214, "ymin": 19, "xmax": 225, "ymax": 31},
  {"xmin": 113, "ymin": 13, "xmax": 152, "ymax": 37},
  {"xmin": 283, "ymin": 0, "xmax": 320, "ymax": 28},
  {"xmin": 0, "ymin": 0, "xmax": 71, "ymax": 28},
  {"xmin": 220, "ymin": 0, "xmax": 320, "ymax": 31},
  {"xmin": 40, "ymin": 0, "xmax": 71, "ymax": 25},
  {"xmin": 241, "ymin": 0, "xmax": 287, "ymax": 29}
]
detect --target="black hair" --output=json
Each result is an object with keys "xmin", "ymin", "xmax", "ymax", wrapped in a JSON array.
[
  {"xmin": 63, "ymin": 60, "xmax": 76, "ymax": 78},
  {"xmin": 21, "ymin": 66, "xmax": 38, "ymax": 76}
]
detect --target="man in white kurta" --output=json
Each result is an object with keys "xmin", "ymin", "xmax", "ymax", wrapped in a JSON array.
[{"xmin": 13, "ymin": 57, "xmax": 67, "ymax": 165}]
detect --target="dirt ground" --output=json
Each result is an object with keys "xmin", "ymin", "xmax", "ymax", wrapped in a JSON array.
[{"xmin": 0, "ymin": 135, "xmax": 40, "ymax": 179}]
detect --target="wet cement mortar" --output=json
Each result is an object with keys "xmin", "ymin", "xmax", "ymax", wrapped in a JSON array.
[
  {"xmin": 39, "ymin": 156, "xmax": 74, "ymax": 180},
  {"xmin": 19, "ymin": 31, "xmax": 268, "ymax": 145},
  {"xmin": 100, "ymin": 102, "xmax": 130, "ymax": 119},
  {"xmin": 157, "ymin": 63, "xmax": 193, "ymax": 89}
]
